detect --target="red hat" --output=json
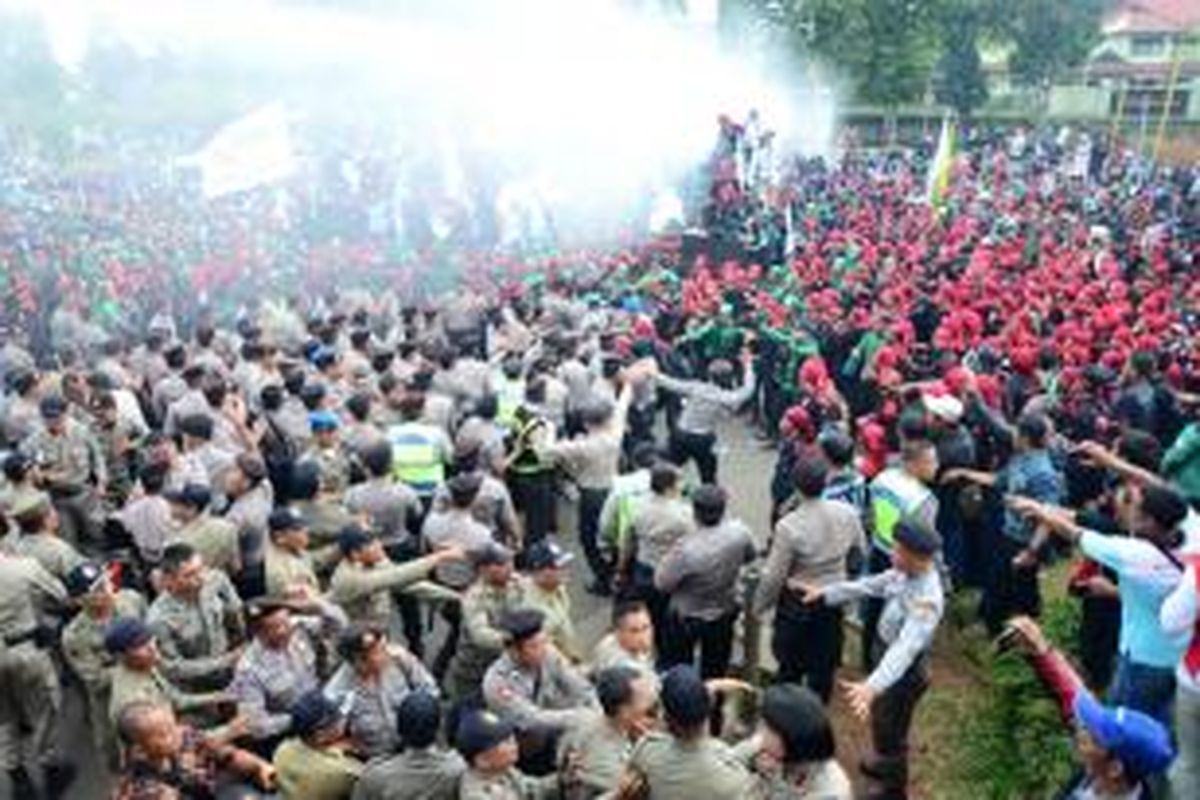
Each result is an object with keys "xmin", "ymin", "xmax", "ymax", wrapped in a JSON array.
[{"xmin": 798, "ymin": 357, "xmax": 830, "ymax": 391}]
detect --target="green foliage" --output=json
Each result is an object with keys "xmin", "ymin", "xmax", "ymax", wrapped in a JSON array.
[
  {"xmin": 985, "ymin": 0, "xmax": 1108, "ymax": 89},
  {"xmin": 951, "ymin": 596, "xmax": 1082, "ymax": 799},
  {"xmin": 933, "ymin": 1, "xmax": 989, "ymax": 117}
]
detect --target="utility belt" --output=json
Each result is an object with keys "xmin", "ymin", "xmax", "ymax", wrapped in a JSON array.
[{"xmin": 2, "ymin": 627, "xmax": 55, "ymax": 649}]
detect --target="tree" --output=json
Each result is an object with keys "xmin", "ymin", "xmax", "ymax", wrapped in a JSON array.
[
  {"xmin": 991, "ymin": 0, "xmax": 1107, "ymax": 91},
  {"xmin": 933, "ymin": 0, "xmax": 988, "ymax": 116}
]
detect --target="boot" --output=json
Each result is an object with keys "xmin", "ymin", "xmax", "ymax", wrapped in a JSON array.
[
  {"xmin": 43, "ymin": 761, "xmax": 78, "ymax": 800},
  {"xmin": 8, "ymin": 766, "xmax": 39, "ymax": 799}
]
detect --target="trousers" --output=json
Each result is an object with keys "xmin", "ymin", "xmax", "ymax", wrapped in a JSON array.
[
  {"xmin": 866, "ymin": 649, "xmax": 930, "ymax": 799},
  {"xmin": 662, "ymin": 610, "xmax": 737, "ymax": 679},
  {"xmin": 0, "ymin": 644, "xmax": 62, "ymax": 770},
  {"xmin": 773, "ymin": 590, "xmax": 844, "ymax": 703},
  {"xmin": 669, "ymin": 429, "xmax": 719, "ymax": 485},
  {"xmin": 578, "ymin": 488, "xmax": 612, "ymax": 588}
]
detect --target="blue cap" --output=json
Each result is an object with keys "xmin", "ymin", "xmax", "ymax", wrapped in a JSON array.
[
  {"xmin": 455, "ymin": 709, "xmax": 516, "ymax": 761},
  {"xmin": 309, "ymin": 409, "xmax": 340, "ymax": 433},
  {"xmin": 65, "ymin": 561, "xmax": 107, "ymax": 597},
  {"xmin": 104, "ymin": 617, "xmax": 153, "ymax": 654},
  {"xmin": 660, "ymin": 665, "xmax": 710, "ymax": 728},
  {"xmin": 1073, "ymin": 691, "xmax": 1175, "ymax": 779},
  {"xmin": 338, "ymin": 523, "xmax": 375, "ymax": 555},
  {"xmin": 290, "ymin": 689, "xmax": 344, "ymax": 737}
]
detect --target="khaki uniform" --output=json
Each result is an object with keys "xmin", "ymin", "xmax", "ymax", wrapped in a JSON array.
[
  {"xmin": 294, "ymin": 498, "xmax": 357, "ymax": 550},
  {"xmin": 145, "ymin": 569, "xmax": 244, "ymax": 689},
  {"xmin": 0, "ymin": 555, "xmax": 68, "ymax": 771},
  {"xmin": 300, "ymin": 445, "xmax": 353, "ymax": 497},
  {"xmin": 328, "ymin": 557, "xmax": 455, "ymax": 631},
  {"xmin": 61, "ymin": 590, "xmax": 146, "ymax": 759},
  {"xmin": 12, "ymin": 531, "xmax": 86, "ymax": 581},
  {"xmin": 107, "ymin": 663, "xmax": 226, "ymax": 724},
  {"xmin": 273, "ymin": 738, "xmax": 364, "ymax": 800},
  {"xmin": 176, "ymin": 513, "xmax": 242, "ymax": 577},
  {"xmin": 558, "ymin": 713, "xmax": 632, "ymax": 800},
  {"xmin": 449, "ymin": 576, "xmax": 531, "ymax": 699},
  {"xmin": 344, "ymin": 478, "xmax": 421, "ymax": 550},
  {"xmin": 265, "ymin": 541, "xmax": 321, "ymax": 597},
  {"xmin": 351, "ymin": 746, "xmax": 466, "ymax": 800},
  {"xmin": 526, "ymin": 583, "xmax": 580, "ymax": 662},
  {"xmin": 482, "ymin": 650, "xmax": 595, "ymax": 735},
  {"xmin": 626, "ymin": 731, "xmax": 753, "ymax": 800},
  {"xmin": 459, "ymin": 767, "xmax": 559, "ymax": 800},
  {"xmin": 588, "ymin": 635, "xmax": 656, "ymax": 687},
  {"xmin": 21, "ymin": 419, "xmax": 107, "ymax": 546}
]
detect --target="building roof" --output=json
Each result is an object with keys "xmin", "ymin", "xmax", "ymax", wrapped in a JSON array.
[{"xmin": 1104, "ymin": 0, "xmax": 1200, "ymax": 35}]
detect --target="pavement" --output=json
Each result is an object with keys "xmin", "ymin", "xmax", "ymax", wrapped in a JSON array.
[{"xmin": 31, "ymin": 418, "xmax": 779, "ymax": 800}]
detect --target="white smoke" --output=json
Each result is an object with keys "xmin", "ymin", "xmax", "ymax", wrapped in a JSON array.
[{"xmin": 6, "ymin": 0, "xmax": 840, "ymax": 244}]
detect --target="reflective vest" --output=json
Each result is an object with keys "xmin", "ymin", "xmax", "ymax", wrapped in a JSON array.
[
  {"xmin": 869, "ymin": 467, "xmax": 932, "ymax": 553},
  {"xmin": 496, "ymin": 376, "xmax": 524, "ymax": 430},
  {"xmin": 509, "ymin": 415, "xmax": 551, "ymax": 476},
  {"xmin": 388, "ymin": 423, "xmax": 444, "ymax": 495}
]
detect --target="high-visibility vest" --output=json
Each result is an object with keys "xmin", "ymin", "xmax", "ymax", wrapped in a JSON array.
[
  {"xmin": 509, "ymin": 415, "xmax": 551, "ymax": 476},
  {"xmin": 388, "ymin": 423, "xmax": 443, "ymax": 495},
  {"xmin": 869, "ymin": 467, "xmax": 932, "ymax": 553},
  {"xmin": 496, "ymin": 376, "xmax": 524, "ymax": 429}
]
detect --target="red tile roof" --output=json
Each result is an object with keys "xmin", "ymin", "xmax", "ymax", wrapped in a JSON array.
[{"xmin": 1104, "ymin": 0, "xmax": 1200, "ymax": 34}]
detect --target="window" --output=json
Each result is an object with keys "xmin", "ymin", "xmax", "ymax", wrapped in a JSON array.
[{"xmin": 1130, "ymin": 34, "xmax": 1167, "ymax": 58}]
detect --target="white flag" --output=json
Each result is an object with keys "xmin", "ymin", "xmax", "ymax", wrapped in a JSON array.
[{"xmin": 185, "ymin": 104, "xmax": 295, "ymax": 198}]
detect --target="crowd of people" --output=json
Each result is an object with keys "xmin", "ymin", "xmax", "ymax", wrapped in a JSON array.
[{"xmin": 0, "ymin": 117, "xmax": 1197, "ymax": 800}]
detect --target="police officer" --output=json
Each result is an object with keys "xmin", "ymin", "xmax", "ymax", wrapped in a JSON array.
[
  {"xmin": 323, "ymin": 624, "xmax": 438, "ymax": 760},
  {"xmin": 145, "ymin": 542, "xmax": 245, "ymax": 691},
  {"xmin": 449, "ymin": 544, "xmax": 531, "ymax": 701},
  {"xmin": 327, "ymin": 524, "xmax": 461, "ymax": 632},
  {"xmin": 506, "ymin": 400, "xmax": 558, "ymax": 545},
  {"xmin": 386, "ymin": 392, "xmax": 453, "ymax": 507},
  {"xmin": 482, "ymin": 608, "xmax": 596, "ymax": 775},
  {"xmin": 454, "ymin": 708, "xmax": 558, "ymax": 800},
  {"xmin": 352, "ymin": 690, "xmax": 466, "ymax": 800},
  {"xmin": 61, "ymin": 561, "xmax": 146, "ymax": 765},
  {"xmin": 0, "ymin": 548, "xmax": 75, "ymax": 797},
  {"xmin": 21, "ymin": 393, "xmax": 107, "ymax": 550},
  {"xmin": 523, "ymin": 541, "xmax": 581, "ymax": 662},
  {"xmin": 164, "ymin": 483, "xmax": 242, "ymax": 578},
  {"xmin": 800, "ymin": 520, "xmax": 945, "ymax": 799},
  {"xmin": 273, "ymin": 689, "xmax": 364, "ymax": 800},
  {"xmin": 622, "ymin": 665, "xmax": 753, "ymax": 799},
  {"xmin": 301, "ymin": 409, "xmax": 353, "ymax": 497},
  {"xmin": 9, "ymin": 492, "xmax": 85, "ymax": 580},
  {"xmin": 559, "ymin": 666, "xmax": 657, "ymax": 799},
  {"xmin": 264, "ymin": 506, "xmax": 323, "ymax": 596}
]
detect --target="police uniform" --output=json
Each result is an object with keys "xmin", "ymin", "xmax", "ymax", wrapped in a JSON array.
[
  {"xmin": 526, "ymin": 582, "xmax": 580, "ymax": 663},
  {"xmin": 387, "ymin": 419, "xmax": 452, "ymax": 498},
  {"xmin": 12, "ymin": 529, "xmax": 86, "ymax": 581},
  {"xmin": 175, "ymin": 511, "xmax": 241, "ymax": 576},
  {"xmin": 273, "ymin": 738, "xmax": 364, "ymax": 800},
  {"xmin": 626, "ymin": 730, "xmax": 753, "ymax": 799},
  {"xmin": 145, "ymin": 567, "xmax": 244, "ymax": 690},
  {"xmin": 107, "ymin": 661, "xmax": 228, "ymax": 725},
  {"xmin": 507, "ymin": 410, "xmax": 558, "ymax": 544},
  {"xmin": 344, "ymin": 477, "xmax": 422, "ymax": 552},
  {"xmin": 300, "ymin": 444, "xmax": 353, "ymax": 497},
  {"xmin": 328, "ymin": 555, "xmax": 457, "ymax": 631},
  {"xmin": 21, "ymin": 414, "xmax": 107, "ymax": 547},
  {"xmin": 0, "ymin": 554, "xmax": 68, "ymax": 775},
  {"xmin": 352, "ymin": 745, "xmax": 466, "ymax": 800},
  {"xmin": 422, "ymin": 506, "xmax": 495, "ymax": 589},
  {"xmin": 61, "ymin": 586, "xmax": 145, "ymax": 759},
  {"xmin": 265, "ymin": 541, "xmax": 322, "ymax": 596},
  {"xmin": 449, "ymin": 575, "xmax": 531, "ymax": 700},
  {"xmin": 432, "ymin": 472, "xmax": 521, "ymax": 548},
  {"xmin": 324, "ymin": 651, "xmax": 440, "ymax": 759},
  {"xmin": 557, "ymin": 712, "xmax": 633, "ymax": 799},
  {"xmin": 820, "ymin": 522, "xmax": 945, "ymax": 797},
  {"xmin": 482, "ymin": 649, "xmax": 595, "ymax": 736},
  {"xmin": 455, "ymin": 708, "xmax": 558, "ymax": 800}
]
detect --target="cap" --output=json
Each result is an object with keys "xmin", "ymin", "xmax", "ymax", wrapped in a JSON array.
[
  {"xmin": 268, "ymin": 506, "xmax": 307, "ymax": 533},
  {"xmin": 177, "ymin": 413, "xmax": 214, "ymax": 440},
  {"xmin": 499, "ymin": 607, "xmax": 545, "ymax": 644},
  {"xmin": 39, "ymin": 394, "xmax": 67, "ymax": 419},
  {"xmin": 309, "ymin": 409, "xmax": 340, "ymax": 433},
  {"xmin": 455, "ymin": 709, "xmax": 516, "ymax": 761},
  {"xmin": 65, "ymin": 561, "xmax": 107, "ymax": 597},
  {"xmin": 923, "ymin": 393, "xmax": 964, "ymax": 423},
  {"xmin": 10, "ymin": 491, "xmax": 51, "ymax": 521},
  {"xmin": 290, "ymin": 689, "xmax": 344, "ymax": 738},
  {"xmin": 1073, "ymin": 691, "xmax": 1174, "ymax": 779},
  {"xmin": 761, "ymin": 684, "xmax": 829, "ymax": 763},
  {"xmin": 660, "ymin": 665, "xmax": 711, "ymax": 728},
  {"xmin": 474, "ymin": 542, "xmax": 514, "ymax": 568},
  {"xmin": 894, "ymin": 519, "xmax": 942, "ymax": 557},
  {"xmin": 245, "ymin": 596, "xmax": 296, "ymax": 627},
  {"xmin": 3, "ymin": 451, "xmax": 35, "ymax": 480},
  {"xmin": 397, "ymin": 690, "xmax": 441, "ymax": 748},
  {"xmin": 336, "ymin": 625, "xmax": 385, "ymax": 662},
  {"xmin": 163, "ymin": 483, "xmax": 212, "ymax": 511},
  {"xmin": 104, "ymin": 617, "xmax": 153, "ymax": 654},
  {"xmin": 235, "ymin": 453, "xmax": 267, "ymax": 483},
  {"xmin": 338, "ymin": 524, "xmax": 375, "ymax": 555},
  {"xmin": 524, "ymin": 540, "xmax": 574, "ymax": 571}
]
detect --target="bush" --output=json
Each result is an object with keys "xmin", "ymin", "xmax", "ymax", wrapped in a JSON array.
[{"xmin": 951, "ymin": 596, "xmax": 1082, "ymax": 799}]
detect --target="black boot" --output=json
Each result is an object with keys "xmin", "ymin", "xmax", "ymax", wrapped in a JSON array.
[
  {"xmin": 8, "ymin": 766, "xmax": 39, "ymax": 799},
  {"xmin": 43, "ymin": 761, "xmax": 77, "ymax": 800}
]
